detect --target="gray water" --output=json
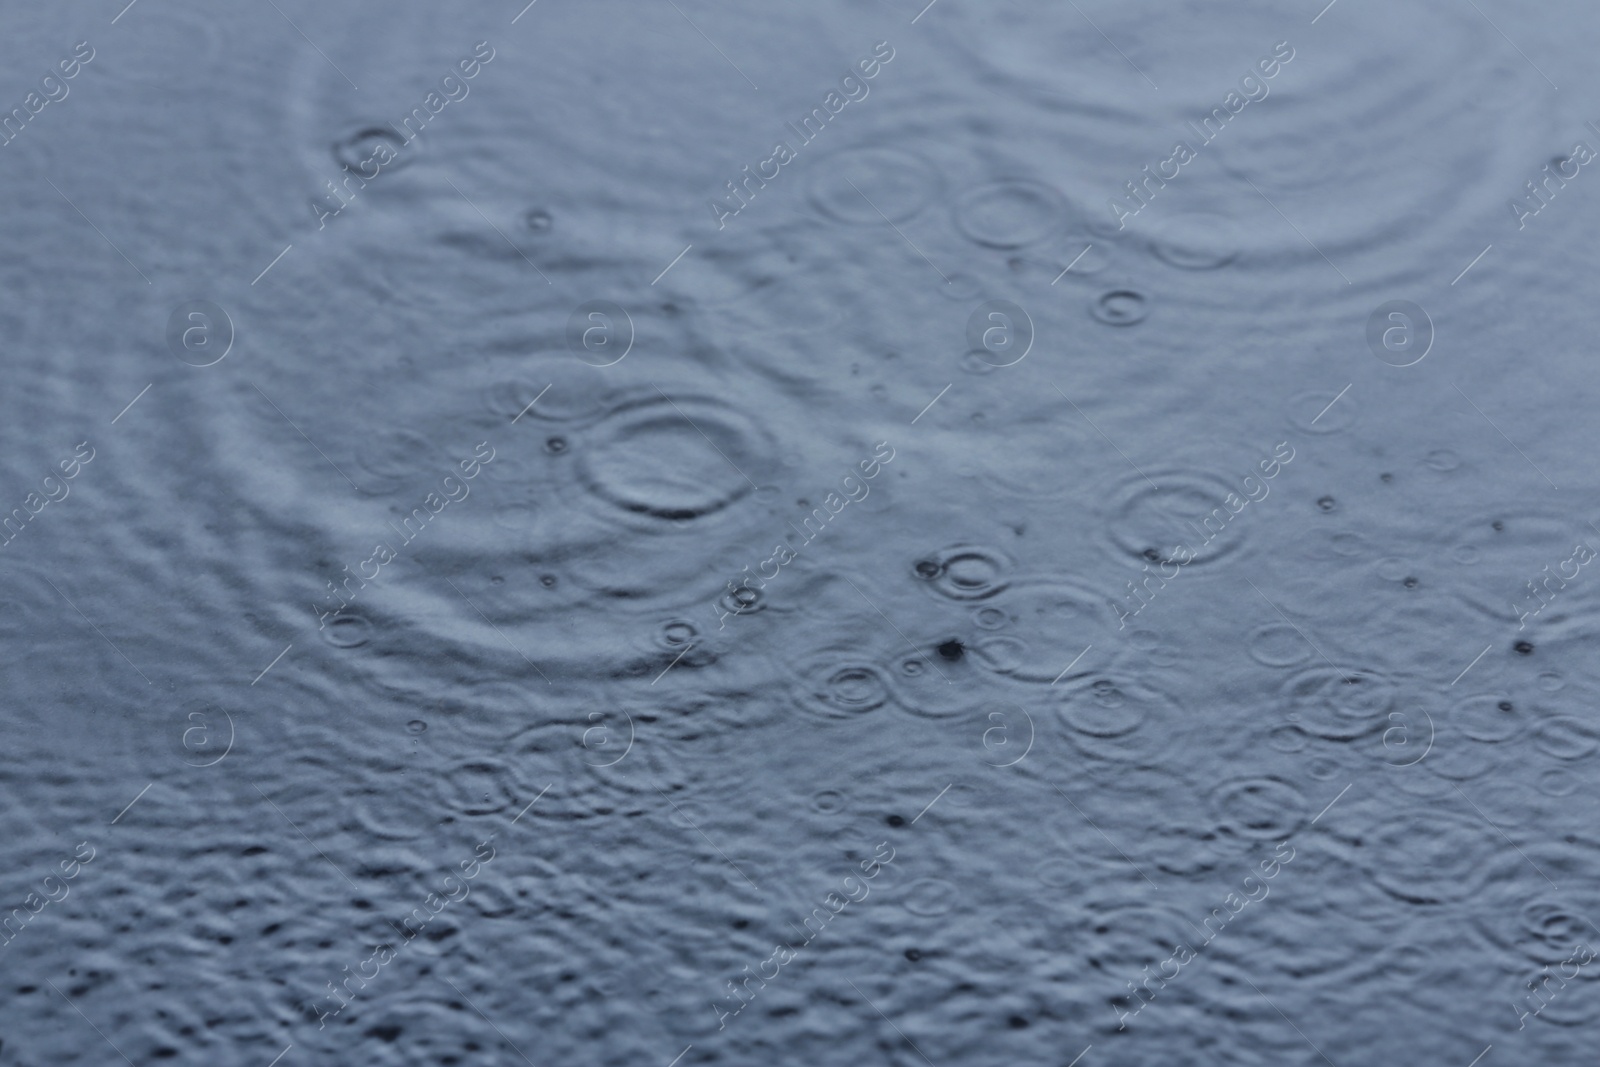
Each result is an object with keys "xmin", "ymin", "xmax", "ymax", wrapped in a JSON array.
[{"xmin": 4, "ymin": 1, "xmax": 1600, "ymax": 1064}]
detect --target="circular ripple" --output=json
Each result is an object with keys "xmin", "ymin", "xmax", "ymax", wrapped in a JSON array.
[
  {"xmin": 578, "ymin": 395, "xmax": 767, "ymax": 520},
  {"xmin": 902, "ymin": 877, "xmax": 959, "ymax": 916},
  {"xmin": 1146, "ymin": 211, "xmax": 1241, "ymax": 270},
  {"xmin": 808, "ymin": 147, "xmax": 939, "ymax": 224},
  {"xmin": 1053, "ymin": 675, "xmax": 1179, "ymax": 766},
  {"xmin": 355, "ymin": 429, "xmax": 445, "ymax": 493},
  {"xmin": 913, "ymin": 544, "xmax": 1011, "ymax": 600},
  {"xmin": 1090, "ymin": 289, "xmax": 1148, "ymax": 326},
  {"xmin": 321, "ymin": 614, "xmax": 371, "ymax": 648},
  {"xmin": 1105, "ymin": 469, "xmax": 1252, "ymax": 567},
  {"xmin": 436, "ymin": 757, "xmax": 518, "ymax": 816},
  {"xmin": 1211, "ymin": 777, "xmax": 1307, "ymax": 841},
  {"xmin": 972, "ymin": 581, "xmax": 1118, "ymax": 684},
  {"xmin": 1367, "ymin": 812, "xmax": 1498, "ymax": 904},
  {"xmin": 1496, "ymin": 900, "xmax": 1599, "ymax": 965},
  {"xmin": 954, "ymin": 179, "xmax": 1066, "ymax": 248},
  {"xmin": 1247, "ymin": 623, "xmax": 1312, "ymax": 668},
  {"xmin": 1081, "ymin": 901, "xmax": 1198, "ymax": 972},
  {"xmin": 790, "ymin": 650, "xmax": 892, "ymax": 721},
  {"xmin": 1535, "ymin": 717, "xmax": 1600, "ymax": 760},
  {"xmin": 333, "ymin": 125, "xmax": 411, "ymax": 173},
  {"xmin": 1282, "ymin": 666, "xmax": 1396, "ymax": 740},
  {"xmin": 1450, "ymin": 693, "xmax": 1528, "ymax": 743},
  {"xmin": 1287, "ymin": 389, "xmax": 1358, "ymax": 434}
]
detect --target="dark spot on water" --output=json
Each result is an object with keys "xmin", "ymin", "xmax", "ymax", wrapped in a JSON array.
[
  {"xmin": 1142, "ymin": 547, "xmax": 1163, "ymax": 563},
  {"xmin": 367, "ymin": 1024, "xmax": 403, "ymax": 1042},
  {"xmin": 937, "ymin": 639, "xmax": 964, "ymax": 661},
  {"xmin": 914, "ymin": 559, "xmax": 942, "ymax": 579},
  {"xmin": 1515, "ymin": 641, "xmax": 1534, "ymax": 655},
  {"xmin": 1380, "ymin": 472, "xmax": 1393, "ymax": 483},
  {"xmin": 1403, "ymin": 577, "xmax": 1418, "ymax": 588},
  {"xmin": 523, "ymin": 209, "xmax": 552, "ymax": 232},
  {"xmin": 905, "ymin": 948, "xmax": 922, "ymax": 961},
  {"xmin": 540, "ymin": 574, "xmax": 558, "ymax": 587},
  {"xmin": 545, "ymin": 436, "xmax": 568, "ymax": 454},
  {"xmin": 1008, "ymin": 1015, "xmax": 1030, "ymax": 1029},
  {"xmin": 1318, "ymin": 496, "xmax": 1336, "ymax": 512},
  {"xmin": 886, "ymin": 814, "xmax": 906, "ymax": 827},
  {"xmin": 407, "ymin": 719, "xmax": 427, "ymax": 733},
  {"xmin": 1499, "ymin": 701, "xmax": 1514, "ymax": 712},
  {"xmin": 1492, "ymin": 520, "xmax": 1505, "ymax": 532},
  {"xmin": 732, "ymin": 918, "xmax": 749, "ymax": 929}
]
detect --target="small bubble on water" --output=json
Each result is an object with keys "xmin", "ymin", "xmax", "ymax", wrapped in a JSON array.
[
  {"xmin": 1318, "ymin": 496, "xmax": 1337, "ymax": 512},
  {"xmin": 406, "ymin": 720, "xmax": 427, "ymax": 733},
  {"xmin": 523, "ymin": 209, "xmax": 552, "ymax": 233},
  {"xmin": 1514, "ymin": 641, "xmax": 1534, "ymax": 655},
  {"xmin": 545, "ymin": 436, "xmax": 569, "ymax": 454}
]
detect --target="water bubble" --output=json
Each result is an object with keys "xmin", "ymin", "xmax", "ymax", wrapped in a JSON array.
[
  {"xmin": 406, "ymin": 720, "xmax": 427, "ymax": 733},
  {"xmin": 523, "ymin": 209, "xmax": 552, "ymax": 232}
]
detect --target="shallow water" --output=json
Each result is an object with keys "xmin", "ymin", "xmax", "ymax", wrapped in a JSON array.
[{"xmin": 5, "ymin": 1, "xmax": 1600, "ymax": 1063}]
